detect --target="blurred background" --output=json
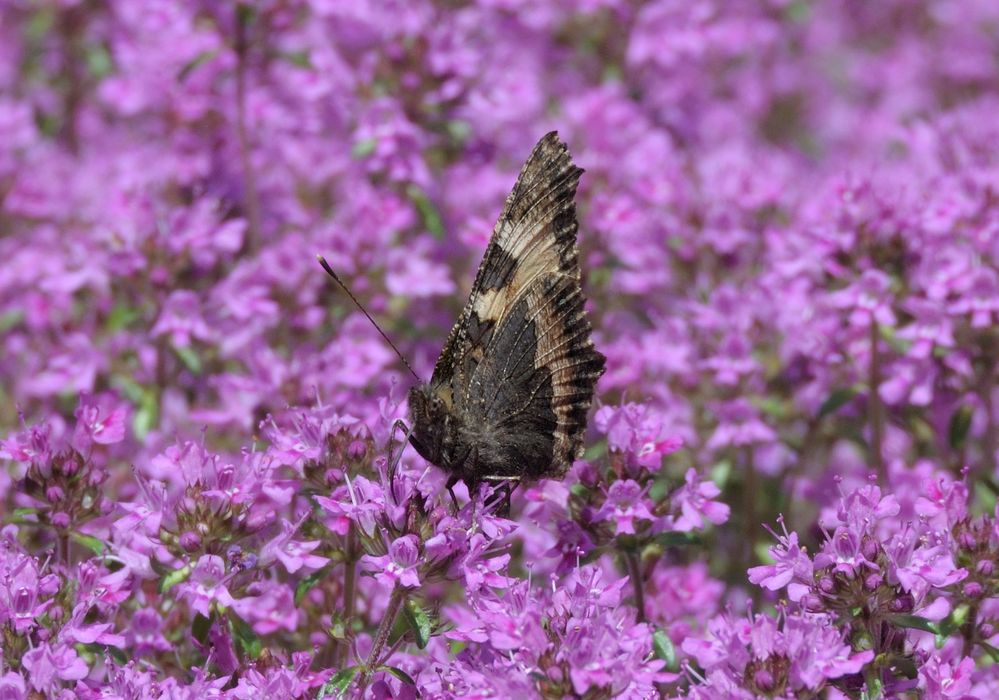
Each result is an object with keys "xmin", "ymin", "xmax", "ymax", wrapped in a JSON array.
[{"xmin": 3, "ymin": 0, "xmax": 999, "ymax": 603}]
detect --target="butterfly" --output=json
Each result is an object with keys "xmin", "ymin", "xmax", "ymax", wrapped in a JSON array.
[{"xmin": 407, "ymin": 132, "xmax": 606, "ymax": 492}]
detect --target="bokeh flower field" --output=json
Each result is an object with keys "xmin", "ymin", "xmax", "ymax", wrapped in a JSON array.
[{"xmin": 3, "ymin": 1, "xmax": 999, "ymax": 698}]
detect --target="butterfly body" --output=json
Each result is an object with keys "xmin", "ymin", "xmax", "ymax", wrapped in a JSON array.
[{"xmin": 408, "ymin": 132, "xmax": 605, "ymax": 490}]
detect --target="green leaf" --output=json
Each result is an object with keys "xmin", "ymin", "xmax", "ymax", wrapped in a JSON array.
[
  {"xmin": 0, "ymin": 309, "xmax": 23, "ymax": 332},
  {"xmin": 980, "ymin": 641, "xmax": 999, "ymax": 663},
  {"xmin": 406, "ymin": 185, "xmax": 445, "ymax": 239},
  {"xmin": 173, "ymin": 345, "xmax": 202, "ymax": 374},
  {"xmin": 86, "ymin": 43, "xmax": 113, "ymax": 79},
  {"xmin": 754, "ymin": 540, "xmax": 775, "ymax": 565},
  {"xmin": 652, "ymin": 629, "xmax": 677, "ymax": 671},
  {"xmin": 192, "ymin": 612, "xmax": 212, "ymax": 644},
  {"xmin": 70, "ymin": 532, "xmax": 106, "ymax": 556},
  {"xmin": 378, "ymin": 665, "xmax": 416, "ymax": 686},
  {"xmin": 229, "ymin": 611, "xmax": 263, "ymax": 659},
  {"xmin": 654, "ymin": 531, "xmax": 701, "ymax": 548},
  {"xmin": 352, "ymin": 138, "xmax": 377, "ymax": 159},
  {"xmin": 817, "ymin": 388, "xmax": 858, "ymax": 419},
  {"xmin": 318, "ymin": 666, "xmax": 360, "ymax": 698},
  {"xmin": 710, "ymin": 459, "xmax": 732, "ymax": 487},
  {"xmin": 328, "ymin": 611, "xmax": 347, "ymax": 641},
  {"xmin": 402, "ymin": 598, "xmax": 432, "ymax": 649},
  {"xmin": 752, "ymin": 396, "xmax": 788, "ymax": 419},
  {"xmin": 281, "ymin": 50, "xmax": 312, "ymax": 68},
  {"xmin": 106, "ymin": 304, "xmax": 139, "ymax": 332},
  {"xmin": 296, "ymin": 564, "xmax": 334, "ymax": 605},
  {"xmin": 178, "ymin": 50, "xmax": 218, "ymax": 81},
  {"xmin": 886, "ymin": 614, "xmax": 937, "ymax": 634},
  {"xmin": 159, "ymin": 564, "xmax": 192, "ymax": 594},
  {"xmin": 81, "ymin": 642, "xmax": 128, "ymax": 665},
  {"xmin": 948, "ymin": 404, "xmax": 974, "ymax": 450},
  {"xmin": 132, "ymin": 388, "xmax": 159, "ymax": 440}
]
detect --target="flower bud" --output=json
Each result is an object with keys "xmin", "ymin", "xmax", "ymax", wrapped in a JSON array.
[
  {"xmin": 59, "ymin": 453, "xmax": 81, "ymax": 477},
  {"xmin": 45, "ymin": 485, "xmax": 65, "ymax": 503},
  {"xmin": 861, "ymin": 536, "xmax": 879, "ymax": 561},
  {"xmin": 864, "ymin": 573, "xmax": 882, "ymax": 590},
  {"xmin": 39, "ymin": 574, "xmax": 60, "ymax": 596},
  {"xmin": 51, "ymin": 511, "xmax": 71, "ymax": 529},
  {"xmin": 348, "ymin": 439, "xmax": 368, "ymax": 460},
  {"xmin": 976, "ymin": 559, "xmax": 994, "ymax": 576},
  {"xmin": 180, "ymin": 531, "xmax": 202, "ymax": 552},
  {"xmin": 889, "ymin": 593, "xmax": 914, "ymax": 613},
  {"xmin": 801, "ymin": 594, "xmax": 825, "ymax": 612},
  {"xmin": 963, "ymin": 581, "xmax": 984, "ymax": 598},
  {"xmin": 753, "ymin": 668, "xmax": 775, "ymax": 692},
  {"xmin": 818, "ymin": 576, "xmax": 836, "ymax": 594}
]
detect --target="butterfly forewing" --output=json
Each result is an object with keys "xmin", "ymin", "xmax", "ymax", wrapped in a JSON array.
[{"xmin": 414, "ymin": 132, "xmax": 605, "ymax": 486}]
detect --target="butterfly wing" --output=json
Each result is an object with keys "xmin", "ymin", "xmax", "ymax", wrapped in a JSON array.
[{"xmin": 433, "ymin": 132, "xmax": 605, "ymax": 478}]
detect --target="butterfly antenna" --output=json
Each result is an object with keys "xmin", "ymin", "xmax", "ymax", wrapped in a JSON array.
[{"xmin": 316, "ymin": 255, "xmax": 422, "ymax": 382}]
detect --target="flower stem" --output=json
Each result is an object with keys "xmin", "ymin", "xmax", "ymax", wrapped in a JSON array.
[
  {"xmin": 234, "ymin": 3, "xmax": 262, "ymax": 250},
  {"xmin": 961, "ymin": 601, "xmax": 980, "ymax": 658},
  {"xmin": 868, "ymin": 318, "xmax": 887, "ymax": 486},
  {"xmin": 978, "ymin": 354, "xmax": 996, "ymax": 480},
  {"xmin": 742, "ymin": 446, "xmax": 759, "ymax": 599},
  {"xmin": 626, "ymin": 549, "xmax": 646, "ymax": 622},
  {"xmin": 333, "ymin": 523, "xmax": 359, "ymax": 669},
  {"xmin": 356, "ymin": 585, "xmax": 405, "ymax": 693}
]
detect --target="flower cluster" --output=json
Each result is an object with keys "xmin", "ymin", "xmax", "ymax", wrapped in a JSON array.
[{"xmin": 3, "ymin": 0, "xmax": 999, "ymax": 697}]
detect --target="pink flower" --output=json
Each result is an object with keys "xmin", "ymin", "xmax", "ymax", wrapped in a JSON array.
[
  {"xmin": 919, "ymin": 655, "xmax": 976, "ymax": 699},
  {"xmin": 21, "ymin": 643, "xmax": 89, "ymax": 691},
  {"xmin": 178, "ymin": 555, "xmax": 237, "ymax": 617},
  {"xmin": 594, "ymin": 480, "xmax": 656, "ymax": 535},
  {"xmin": 73, "ymin": 394, "xmax": 129, "ymax": 447},
  {"xmin": 748, "ymin": 524, "xmax": 813, "ymax": 602},
  {"xmin": 669, "ymin": 469, "xmax": 730, "ymax": 533},
  {"xmin": 362, "ymin": 535, "xmax": 422, "ymax": 589}
]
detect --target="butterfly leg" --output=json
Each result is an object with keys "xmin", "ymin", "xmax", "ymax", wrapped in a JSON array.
[
  {"xmin": 386, "ymin": 420, "xmax": 413, "ymax": 487},
  {"xmin": 445, "ymin": 474, "xmax": 461, "ymax": 513},
  {"xmin": 480, "ymin": 476, "xmax": 520, "ymax": 517}
]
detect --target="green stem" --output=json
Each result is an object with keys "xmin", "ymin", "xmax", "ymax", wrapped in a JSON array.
[
  {"xmin": 234, "ymin": 3, "xmax": 262, "ymax": 250},
  {"xmin": 868, "ymin": 318, "xmax": 887, "ymax": 486},
  {"xmin": 356, "ymin": 585, "xmax": 405, "ymax": 693},
  {"xmin": 978, "ymin": 357, "xmax": 996, "ymax": 481},
  {"xmin": 961, "ymin": 602, "xmax": 980, "ymax": 659},
  {"xmin": 626, "ymin": 550, "xmax": 646, "ymax": 622},
  {"xmin": 333, "ymin": 524, "xmax": 359, "ymax": 668}
]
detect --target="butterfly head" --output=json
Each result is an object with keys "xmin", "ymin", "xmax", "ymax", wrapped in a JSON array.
[{"xmin": 407, "ymin": 383, "xmax": 452, "ymax": 468}]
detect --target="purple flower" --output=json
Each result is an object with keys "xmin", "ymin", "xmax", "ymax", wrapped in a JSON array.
[
  {"xmin": 594, "ymin": 403, "xmax": 682, "ymax": 472},
  {"xmin": 363, "ymin": 535, "xmax": 422, "ymax": 589},
  {"xmin": 150, "ymin": 290, "xmax": 213, "ymax": 347},
  {"xmin": 231, "ymin": 581, "xmax": 300, "ymax": 635},
  {"xmin": 594, "ymin": 480, "xmax": 656, "ymax": 534},
  {"xmin": 814, "ymin": 526, "xmax": 879, "ymax": 578},
  {"xmin": 706, "ymin": 400, "xmax": 776, "ymax": 451},
  {"xmin": 0, "ymin": 673, "xmax": 26, "ymax": 700},
  {"xmin": 178, "ymin": 555, "xmax": 236, "ymax": 617},
  {"xmin": 748, "ymin": 523, "xmax": 813, "ymax": 601},
  {"xmin": 257, "ymin": 519, "xmax": 329, "ymax": 574},
  {"xmin": 919, "ymin": 655, "xmax": 976, "ymax": 699},
  {"xmin": 894, "ymin": 543, "xmax": 968, "ymax": 597},
  {"xmin": 21, "ymin": 643, "xmax": 89, "ymax": 691},
  {"xmin": 125, "ymin": 608, "xmax": 171, "ymax": 657},
  {"xmin": 72, "ymin": 394, "xmax": 128, "ymax": 448},
  {"xmin": 668, "ymin": 469, "xmax": 730, "ymax": 533}
]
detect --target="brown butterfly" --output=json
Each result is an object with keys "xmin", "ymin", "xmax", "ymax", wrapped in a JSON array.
[{"xmin": 406, "ymin": 132, "xmax": 605, "ymax": 491}]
